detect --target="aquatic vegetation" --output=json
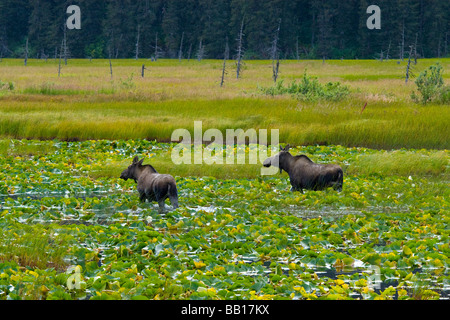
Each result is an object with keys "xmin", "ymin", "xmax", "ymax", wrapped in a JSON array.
[{"xmin": 0, "ymin": 140, "xmax": 448, "ymax": 300}]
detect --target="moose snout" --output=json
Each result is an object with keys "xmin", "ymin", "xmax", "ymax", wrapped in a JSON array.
[
  {"xmin": 120, "ymin": 171, "xmax": 128, "ymax": 181},
  {"xmin": 263, "ymin": 159, "xmax": 271, "ymax": 167}
]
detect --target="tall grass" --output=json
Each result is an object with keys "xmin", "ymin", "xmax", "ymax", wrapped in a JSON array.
[
  {"xmin": 88, "ymin": 147, "xmax": 449, "ymax": 180},
  {"xmin": 347, "ymin": 150, "xmax": 449, "ymax": 177},
  {"xmin": 0, "ymin": 225, "xmax": 70, "ymax": 270},
  {"xmin": 0, "ymin": 96, "xmax": 447, "ymax": 149},
  {"xmin": 0, "ymin": 58, "xmax": 448, "ymax": 149}
]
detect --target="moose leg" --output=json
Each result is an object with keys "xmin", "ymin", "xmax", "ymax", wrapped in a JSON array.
[
  {"xmin": 139, "ymin": 192, "xmax": 146, "ymax": 203},
  {"xmin": 332, "ymin": 170, "xmax": 344, "ymax": 192},
  {"xmin": 290, "ymin": 184, "xmax": 303, "ymax": 193},
  {"xmin": 291, "ymin": 187, "xmax": 304, "ymax": 193},
  {"xmin": 170, "ymin": 196, "xmax": 179, "ymax": 209},
  {"xmin": 168, "ymin": 183, "xmax": 179, "ymax": 209},
  {"xmin": 157, "ymin": 200, "xmax": 166, "ymax": 213}
]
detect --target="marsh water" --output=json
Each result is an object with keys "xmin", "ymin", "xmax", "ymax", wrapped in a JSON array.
[{"xmin": 1, "ymin": 190, "xmax": 448, "ymax": 300}]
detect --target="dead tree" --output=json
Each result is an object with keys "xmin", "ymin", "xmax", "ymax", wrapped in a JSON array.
[
  {"xmin": 141, "ymin": 64, "xmax": 147, "ymax": 78},
  {"xmin": 178, "ymin": 32, "xmax": 184, "ymax": 61},
  {"xmin": 187, "ymin": 43, "xmax": 192, "ymax": 61},
  {"xmin": 135, "ymin": 25, "xmax": 141, "ymax": 60},
  {"xmin": 236, "ymin": 17, "xmax": 245, "ymax": 79},
  {"xmin": 386, "ymin": 39, "xmax": 391, "ymax": 61},
  {"xmin": 405, "ymin": 46, "xmax": 414, "ymax": 84},
  {"xmin": 271, "ymin": 19, "xmax": 281, "ymax": 83},
  {"xmin": 153, "ymin": 33, "xmax": 160, "ymax": 61},
  {"xmin": 63, "ymin": 25, "xmax": 68, "ymax": 65},
  {"xmin": 220, "ymin": 37, "xmax": 229, "ymax": 87},
  {"xmin": 108, "ymin": 46, "xmax": 113, "ymax": 79},
  {"xmin": 196, "ymin": 38, "xmax": 205, "ymax": 62},
  {"xmin": 24, "ymin": 38, "xmax": 29, "ymax": 66},
  {"xmin": 58, "ymin": 39, "xmax": 63, "ymax": 77}
]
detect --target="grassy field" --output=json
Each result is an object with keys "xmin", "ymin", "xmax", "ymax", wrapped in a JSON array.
[
  {"xmin": 0, "ymin": 58, "xmax": 449, "ymax": 149},
  {"xmin": 0, "ymin": 59, "xmax": 449, "ymax": 301}
]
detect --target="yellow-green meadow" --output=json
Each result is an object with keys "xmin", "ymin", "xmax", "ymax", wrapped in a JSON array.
[{"xmin": 0, "ymin": 58, "xmax": 448, "ymax": 149}]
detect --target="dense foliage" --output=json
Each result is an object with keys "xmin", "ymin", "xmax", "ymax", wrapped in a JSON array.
[
  {"xmin": 411, "ymin": 63, "xmax": 450, "ymax": 104},
  {"xmin": 259, "ymin": 71, "xmax": 350, "ymax": 101},
  {"xmin": 0, "ymin": 0, "xmax": 448, "ymax": 60}
]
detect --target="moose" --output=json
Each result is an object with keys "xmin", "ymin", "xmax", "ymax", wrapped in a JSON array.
[
  {"xmin": 263, "ymin": 145, "xmax": 343, "ymax": 193},
  {"xmin": 120, "ymin": 156, "xmax": 179, "ymax": 212}
]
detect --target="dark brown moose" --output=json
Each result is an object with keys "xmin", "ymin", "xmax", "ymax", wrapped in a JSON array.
[
  {"xmin": 263, "ymin": 145, "xmax": 343, "ymax": 193},
  {"xmin": 120, "ymin": 156, "xmax": 179, "ymax": 212}
]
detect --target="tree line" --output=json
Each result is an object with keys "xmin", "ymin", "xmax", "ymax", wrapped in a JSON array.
[{"xmin": 0, "ymin": 0, "xmax": 448, "ymax": 61}]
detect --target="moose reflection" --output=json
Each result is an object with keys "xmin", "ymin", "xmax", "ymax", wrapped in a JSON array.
[{"xmin": 263, "ymin": 145, "xmax": 343, "ymax": 193}]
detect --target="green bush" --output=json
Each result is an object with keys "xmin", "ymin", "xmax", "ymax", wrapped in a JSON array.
[
  {"xmin": 411, "ymin": 63, "xmax": 448, "ymax": 104},
  {"xmin": 437, "ymin": 85, "xmax": 450, "ymax": 104},
  {"xmin": 259, "ymin": 71, "xmax": 350, "ymax": 101},
  {"xmin": 0, "ymin": 80, "xmax": 15, "ymax": 91}
]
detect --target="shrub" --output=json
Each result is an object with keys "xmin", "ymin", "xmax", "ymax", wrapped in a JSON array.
[
  {"xmin": 259, "ymin": 70, "xmax": 350, "ymax": 101},
  {"xmin": 0, "ymin": 80, "xmax": 15, "ymax": 91},
  {"xmin": 411, "ymin": 63, "xmax": 448, "ymax": 104}
]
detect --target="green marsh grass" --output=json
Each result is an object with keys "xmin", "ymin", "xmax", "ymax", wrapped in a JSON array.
[
  {"xmin": 0, "ymin": 139, "xmax": 57, "ymax": 157},
  {"xmin": 347, "ymin": 150, "xmax": 449, "ymax": 177},
  {"xmin": 0, "ymin": 58, "xmax": 449, "ymax": 149},
  {"xmin": 0, "ymin": 224, "xmax": 70, "ymax": 270},
  {"xmin": 87, "ymin": 145, "xmax": 448, "ymax": 181}
]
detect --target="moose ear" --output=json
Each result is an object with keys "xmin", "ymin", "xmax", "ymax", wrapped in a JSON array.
[
  {"xmin": 138, "ymin": 159, "xmax": 144, "ymax": 166},
  {"xmin": 132, "ymin": 156, "xmax": 139, "ymax": 164},
  {"xmin": 280, "ymin": 145, "xmax": 284, "ymax": 151},
  {"xmin": 285, "ymin": 144, "xmax": 291, "ymax": 152}
]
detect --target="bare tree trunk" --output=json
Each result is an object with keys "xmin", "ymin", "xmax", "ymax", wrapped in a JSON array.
[
  {"xmin": 236, "ymin": 17, "xmax": 245, "ymax": 79},
  {"xmin": 178, "ymin": 32, "xmax": 184, "ymax": 62},
  {"xmin": 405, "ymin": 46, "xmax": 413, "ymax": 84},
  {"xmin": 58, "ymin": 40, "xmax": 63, "ymax": 77},
  {"xmin": 196, "ymin": 38, "xmax": 204, "ymax": 62},
  {"xmin": 220, "ymin": 37, "xmax": 229, "ymax": 87},
  {"xmin": 295, "ymin": 36, "xmax": 299, "ymax": 61},
  {"xmin": 154, "ymin": 33, "xmax": 158, "ymax": 61},
  {"xmin": 272, "ymin": 19, "xmax": 281, "ymax": 83},
  {"xmin": 24, "ymin": 37, "xmax": 28, "ymax": 66},
  {"xmin": 141, "ymin": 64, "xmax": 146, "ymax": 78},
  {"xmin": 135, "ymin": 25, "xmax": 141, "ymax": 60},
  {"xmin": 63, "ymin": 25, "xmax": 68, "ymax": 65},
  {"xmin": 108, "ymin": 47, "xmax": 113, "ymax": 79},
  {"xmin": 386, "ymin": 39, "xmax": 391, "ymax": 60},
  {"xmin": 187, "ymin": 43, "xmax": 192, "ymax": 61}
]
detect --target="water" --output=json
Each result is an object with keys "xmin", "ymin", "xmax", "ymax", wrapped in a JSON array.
[{"xmin": 1, "ymin": 191, "xmax": 448, "ymax": 300}]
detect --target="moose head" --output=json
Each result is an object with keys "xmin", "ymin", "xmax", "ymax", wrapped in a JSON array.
[{"xmin": 120, "ymin": 156, "xmax": 144, "ymax": 182}]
